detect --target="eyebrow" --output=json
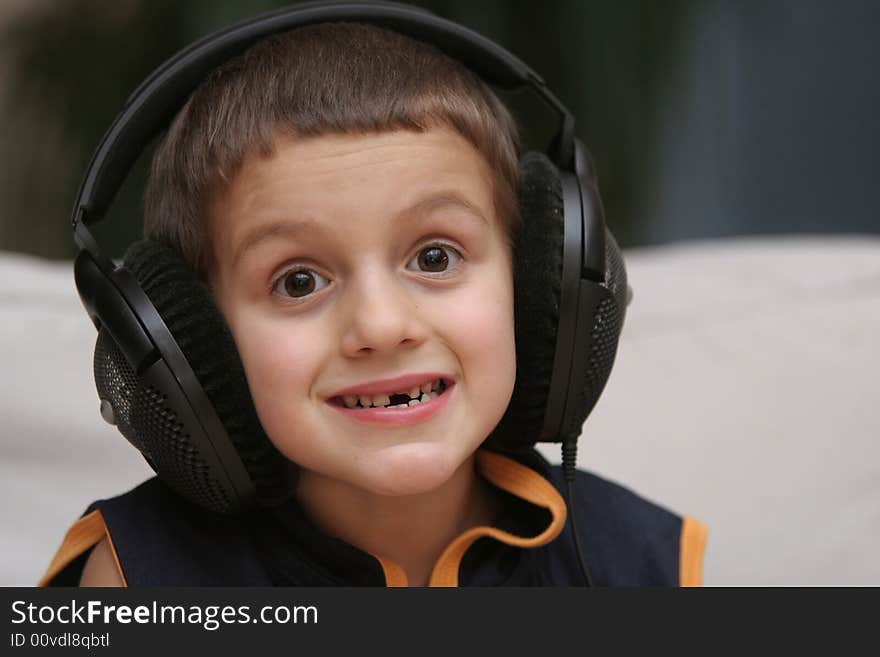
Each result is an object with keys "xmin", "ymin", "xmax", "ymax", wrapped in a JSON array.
[
  {"xmin": 405, "ymin": 192, "xmax": 489, "ymax": 229},
  {"xmin": 232, "ymin": 218, "xmax": 321, "ymax": 266},
  {"xmin": 232, "ymin": 191, "xmax": 489, "ymax": 265}
]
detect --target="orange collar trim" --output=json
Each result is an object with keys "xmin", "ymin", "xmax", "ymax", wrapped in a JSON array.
[{"xmin": 375, "ymin": 449, "xmax": 568, "ymax": 587}]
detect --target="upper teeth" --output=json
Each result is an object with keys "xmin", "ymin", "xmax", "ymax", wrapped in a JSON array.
[{"xmin": 341, "ymin": 379, "xmax": 444, "ymax": 409}]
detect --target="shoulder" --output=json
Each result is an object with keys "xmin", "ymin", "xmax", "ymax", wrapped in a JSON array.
[
  {"xmin": 41, "ymin": 477, "xmax": 271, "ymax": 586},
  {"xmin": 572, "ymin": 468, "xmax": 683, "ymax": 540},
  {"xmin": 79, "ymin": 537, "xmax": 125, "ymax": 587},
  {"xmin": 517, "ymin": 448, "xmax": 683, "ymax": 530},
  {"xmin": 515, "ymin": 449, "xmax": 707, "ymax": 586},
  {"xmin": 38, "ymin": 479, "xmax": 165, "ymax": 587}
]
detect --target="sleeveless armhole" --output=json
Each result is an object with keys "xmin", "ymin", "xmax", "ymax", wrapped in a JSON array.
[
  {"xmin": 679, "ymin": 516, "xmax": 708, "ymax": 587},
  {"xmin": 38, "ymin": 510, "xmax": 128, "ymax": 587}
]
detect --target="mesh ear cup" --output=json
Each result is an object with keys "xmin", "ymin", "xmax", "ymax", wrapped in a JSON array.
[
  {"xmin": 557, "ymin": 230, "xmax": 628, "ymax": 440},
  {"xmin": 95, "ymin": 239, "xmax": 294, "ymax": 511},
  {"xmin": 94, "ymin": 328, "xmax": 236, "ymax": 512},
  {"xmin": 487, "ymin": 152, "xmax": 628, "ymax": 452}
]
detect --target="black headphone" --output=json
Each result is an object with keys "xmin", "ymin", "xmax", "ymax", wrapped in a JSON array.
[{"xmin": 72, "ymin": 1, "xmax": 630, "ymax": 525}]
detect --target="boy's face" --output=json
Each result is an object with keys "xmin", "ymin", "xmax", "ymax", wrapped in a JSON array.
[{"xmin": 208, "ymin": 127, "xmax": 516, "ymax": 497}]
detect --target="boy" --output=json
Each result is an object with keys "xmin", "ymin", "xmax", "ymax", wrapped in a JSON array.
[{"xmin": 41, "ymin": 18, "xmax": 706, "ymax": 587}]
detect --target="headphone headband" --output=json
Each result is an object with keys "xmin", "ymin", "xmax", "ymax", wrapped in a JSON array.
[{"xmin": 72, "ymin": 0, "xmax": 575, "ymax": 230}]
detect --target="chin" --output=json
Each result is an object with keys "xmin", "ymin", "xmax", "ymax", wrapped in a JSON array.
[{"xmin": 361, "ymin": 442, "xmax": 471, "ymax": 497}]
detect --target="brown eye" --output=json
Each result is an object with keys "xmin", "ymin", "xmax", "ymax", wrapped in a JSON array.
[
  {"xmin": 408, "ymin": 244, "xmax": 462, "ymax": 274},
  {"xmin": 272, "ymin": 268, "xmax": 329, "ymax": 299}
]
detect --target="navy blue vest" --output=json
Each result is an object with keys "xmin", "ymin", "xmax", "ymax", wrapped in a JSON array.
[{"xmin": 49, "ymin": 450, "xmax": 689, "ymax": 586}]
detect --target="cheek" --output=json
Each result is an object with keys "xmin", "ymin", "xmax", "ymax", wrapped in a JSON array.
[
  {"xmin": 441, "ymin": 266, "xmax": 517, "ymax": 401},
  {"xmin": 225, "ymin": 312, "xmax": 323, "ymax": 428}
]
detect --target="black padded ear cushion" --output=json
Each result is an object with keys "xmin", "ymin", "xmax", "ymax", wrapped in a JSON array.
[
  {"xmin": 122, "ymin": 239, "xmax": 294, "ymax": 507},
  {"xmin": 487, "ymin": 152, "xmax": 629, "ymax": 453},
  {"xmin": 487, "ymin": 151, "xmax": 564, "ymax": 453}
]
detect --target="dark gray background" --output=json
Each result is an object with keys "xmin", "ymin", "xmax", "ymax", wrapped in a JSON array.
[{"xmin": 1, "ymin": 0, "xmax": 877, "ymax": 260}]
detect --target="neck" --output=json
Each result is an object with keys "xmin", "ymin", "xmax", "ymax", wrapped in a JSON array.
[{"xmin": 295, "ymin": 454, "xmax": 499, "ymax": 586}]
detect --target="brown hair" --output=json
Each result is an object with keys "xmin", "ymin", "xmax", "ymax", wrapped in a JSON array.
[{"xmin": 143, "ymin": 22, "xmax": 521, "ymax": 277}]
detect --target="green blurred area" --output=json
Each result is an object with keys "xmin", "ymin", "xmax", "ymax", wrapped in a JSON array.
[{"xmin": 0, "ymin": 0, "xmax": 688, "ymax": 261}]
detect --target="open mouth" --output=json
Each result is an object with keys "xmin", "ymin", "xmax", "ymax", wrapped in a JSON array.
[{"xmin": 329, "ymin": 378, "xmax": 450, "ymax": 410}]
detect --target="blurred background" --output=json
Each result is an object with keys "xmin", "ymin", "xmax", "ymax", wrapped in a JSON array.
[{"xmin": 1, "ymin": 0, "xmax": 878, "ymax": 586}]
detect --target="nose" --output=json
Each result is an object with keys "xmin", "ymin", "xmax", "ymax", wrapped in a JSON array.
[{"xmin": 339, "ymin": 266, "xmax": 428, "ymax": 358}]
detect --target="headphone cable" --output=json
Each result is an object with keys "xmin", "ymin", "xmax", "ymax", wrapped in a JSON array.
[{"xmin": 562, "ymin": 438, "xmax": 594, "ymax": 587}]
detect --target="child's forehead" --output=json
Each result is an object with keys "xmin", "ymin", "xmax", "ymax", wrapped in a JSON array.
[
  {"xmin": 241, "ymin": 127, "xmax": 489, "ymax": 182},
  {"xmin": 210, "ymin": 127, "xmax": 499, "ymax": 243}
]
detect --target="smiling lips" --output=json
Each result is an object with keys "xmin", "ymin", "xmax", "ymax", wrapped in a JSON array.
[{"xmin": 326, "ymin": 374, "xmax": 455, "ymax": 426}]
